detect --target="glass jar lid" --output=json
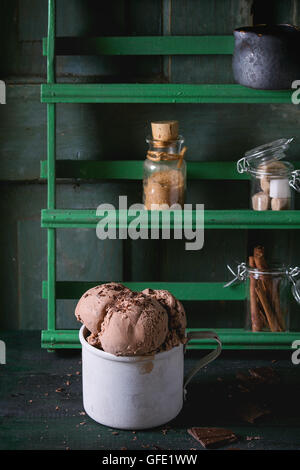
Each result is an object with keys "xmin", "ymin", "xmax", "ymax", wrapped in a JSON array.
[
  {"xmin": 224, "ymin": 263, "xmax": 300, "ymax": 305},
  {"xmin": 237, "ymin": 137, "xmax": 294, "ymax": 174}
]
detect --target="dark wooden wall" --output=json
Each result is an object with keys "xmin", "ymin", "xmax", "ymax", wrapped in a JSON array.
[{"xmin": 0, "ymin": 0, "xmax": 300, "ymax": 331}]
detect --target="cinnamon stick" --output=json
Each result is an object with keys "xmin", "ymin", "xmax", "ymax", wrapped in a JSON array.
[
  {"xmin": 253, "ymin": 246, "xmax": 268, "ymax": 271},
  {"xmin": 249, "ymin": 256, "xmax": 265, "ymax": 331},
  {"xmin": 257, "ymin": 305, "xmax": 269, "ymax": 330},
  {"xmin": 255, "ymin": 285, "xmax": 283, "ymax": 332},
  {"xmin": 253, "ymin": 246, "xmax": 269, "ymax": 291},
  {"xmin": 253, "ymin": 246, "xmax": 286, "ymax": 332},
  {"xmin": 272, "ymin": 277, "xmax": 286, "ymax": 331}
]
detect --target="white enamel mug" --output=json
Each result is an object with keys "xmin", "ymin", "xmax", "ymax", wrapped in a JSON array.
[{"xmin": 79, "ymin": 325, "xmax": 222, "ymax": 430}]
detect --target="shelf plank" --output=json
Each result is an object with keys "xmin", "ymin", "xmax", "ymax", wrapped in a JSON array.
[
  {"xmin": 40, "ymin": 160, "xmax": 250, "ymax": 180},
  {"xmin": 43, "ymin": 35, "xmax": 234, "ymax": 56},
  {"xmin": 42, "ymin": 280, "xmax": 244, "ymax": 301},
  {"xmin": 41, "ymin": 209, "xmax": 300, "ymax": 229},
  {"xmin": 40, "ymin": 159, "xmax": 300, "ymax": 181},
  {"xmin": 41, "ymin": 84, "xmax": 293, "ymax": 104},
  {"xmin": 41, "ymin": 328, "xmax": 300, "ymax": 350}
]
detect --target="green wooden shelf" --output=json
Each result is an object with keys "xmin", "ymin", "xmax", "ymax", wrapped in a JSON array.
[
  {"xmin": 43, "ymin": 35, "xmax": 235, "ymax": 56},
  {"xmin": 41, "ymin": 83, "xmax": 293, "ymax": 104},
  {"xmin": 41, "ymin": 209, "xmax": 300, "ymax": 230},
  {"xmin": 41, "ymin": 0, "xmax": 298, "ymax": 351},
  {"xmin": 42, "ymin": 281, "xmax": 245, "ymax": 301},
  {"xmin": 40, "ymin": 159, "xmax": 300, "ymax": 181},
  {"xmin": 40, "ymin": 160, "xmax": 251, "ymax": 180},
  {"xmin": 41, "ymin": 328, "xmax": 300, "ymax": 350}
]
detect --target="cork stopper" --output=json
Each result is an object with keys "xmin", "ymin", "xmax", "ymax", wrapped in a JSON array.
[{"xmin": 151, "ymin": 121, "xmax": 179, "ymax": 142}]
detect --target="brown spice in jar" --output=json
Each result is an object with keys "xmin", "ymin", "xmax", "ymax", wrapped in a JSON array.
[{"xmin": 144, "ymin": 169, "xmax": 184, "ymax": 209}]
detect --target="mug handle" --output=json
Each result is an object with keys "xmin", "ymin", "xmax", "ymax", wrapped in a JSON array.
[{"xmin": 183, "ymin": 331, "xmax": 222, "ymax": 399}]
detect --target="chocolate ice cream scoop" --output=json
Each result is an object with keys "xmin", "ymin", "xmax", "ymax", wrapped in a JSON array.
[
  {"xmin": 75, "ymin": 282, "xmax": 130, "ymax": 335},
  {"xmin": 99, "ymin": 292, "xmax": 169, "ymax": 356},
  {"xmin": 75, "ymin": 283, "xmax": 186, "ymax": 356},
  {"xmin": 142, "ymin": 288, "xmax": 187, "ymax": 333}
]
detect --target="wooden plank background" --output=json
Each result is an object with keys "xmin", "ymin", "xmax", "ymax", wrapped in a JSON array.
[{"xmin": 0, "ymin": 0, "xmax": 299, "ymax": 331}]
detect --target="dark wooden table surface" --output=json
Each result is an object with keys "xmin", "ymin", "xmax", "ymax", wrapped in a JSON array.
[{"xmin": 0, "ymin": 331, "xmax": 300, "ymax": 451}]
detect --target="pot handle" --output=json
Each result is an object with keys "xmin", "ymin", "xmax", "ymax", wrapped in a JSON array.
[{"xmin": 183, "ymin": 331, "xmax": 222, "ymax": 400}]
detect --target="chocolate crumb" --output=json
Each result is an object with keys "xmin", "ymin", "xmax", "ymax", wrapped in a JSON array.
[
  {"xmin": 248, "ymin": 367, "xmax": 280, "ymax": 385},
  {"xmin": 236, "ymin": 371, "xmax": 252, "ymax": 383},
  {"xmin": 236, "ymin": 367, "xmax": 280, "ymax": 387},
  {"xmin": 238, "ymin": 402, "xmax": 271, "ymax": 424},
  {"xmin": 238, "ymin": 384, "xmax": 250, "ymax": 393}
]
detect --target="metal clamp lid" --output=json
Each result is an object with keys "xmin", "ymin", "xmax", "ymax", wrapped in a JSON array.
[
  {"xmin": 223, "ymin": 263, "xmax": 247, "ymax": 288},
  {"xmin": 289, "ymin": 170, "xmax": 300, "ymax": 192},
  {"xmin": 237, "ymin": 138, "xmax": 294, "ymax": 174},
  {"xmin": 224, "ymin": 263, "xmax": 300, "ymax": 305}
]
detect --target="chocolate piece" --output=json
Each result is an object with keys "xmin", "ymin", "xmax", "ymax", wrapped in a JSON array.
[{"xmin": 187, "ymin": 427, "xmax": 238, "ymax": 449}]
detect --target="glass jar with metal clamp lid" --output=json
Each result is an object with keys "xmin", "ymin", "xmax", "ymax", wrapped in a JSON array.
[
  {"xmin": 225, "ymin": 254, "xmax": 300, "ymax": 332},
  {"xmin": 237, "ymin": 138, "xmax": 300, "ymax": 211}
]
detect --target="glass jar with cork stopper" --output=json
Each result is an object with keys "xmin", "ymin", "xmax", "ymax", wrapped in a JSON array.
[
  {"xmin": 237, "ymin": 138, "xmax": 300, "ymax": 211},
  {"xmin": 143, "ymin": 121, "xmax": 187, "ymax": 210}
]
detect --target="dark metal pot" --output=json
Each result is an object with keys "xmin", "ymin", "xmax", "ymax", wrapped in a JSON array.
[{"xmin": 233, "ymin": 24, "xmax": 300, "ymax": 90}]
